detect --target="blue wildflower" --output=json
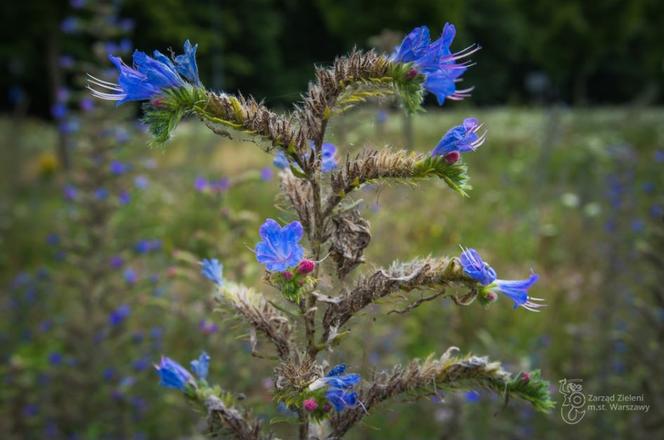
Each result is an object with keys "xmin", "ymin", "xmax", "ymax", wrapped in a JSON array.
[
  {"xmin": 393, "ymin": 23, "xmax": 478, "ymax": 105},
  {"xmin": 260, "ymin": 167, "xmax": 273, "ymax": 181},
  {"xmin": 133, "ymin": 358, "xmax": 150, "ymax": 372},
  {"xmin": 118, "ymin": 191, "xmax": 131, "ymax": 205},
  {"xmin": 95, "ymin": 188, "xmax": 109, "ymax": 201},
  {"xmin": 255, "ymin": 219, "xmax": 305, "ymax": 272},
  {"xmin": 134, "ymin": 175, "xmax": 149, "ymax": 189},
  {"xmin": 465, "ymin": 390, "xmax": 480, "ymax": 402},
  {"xmin": 59, "ymin": 55, "xmax": 75, "ymax": 69},
  {"xmin": 109, "ymin": 304, "xmax": 131, "ymax": 326},
  {"xmin": 459, "ymin": 247, "xmax": 496, "ymax": 285},
  {"xmin": 124, "ymin": 268, "xmax": 138, "ymax": 285},
  {"xmin": 199, "ymin": 319, "xmax": 219, "ymax": 335},
  {"xmin": 308, "ymin": 364, "xmax": 361, "ymax": 412},
  {"xmin": 51, "ymin": 103, "xmax": 67, "ymax": 120},
  {"xmin": 273, "ymin": 150, "xmax": 289, "ymax": 169},
  {"xmin": 60, "ymin": 17, "xmax": 79, "ymax": 34},
  {"xmin": 432, "ymin": 118, "xmax": 486, "ymax": 160},
  {"xmin": 494, "ymin": 275, "xmax": 542, "ymax": 311},
  {"xmin": 321, "ymin": 143, "xmax": 338, "ymax": 172},
  {"xmin": 80, "ymin": 97, "xmax": 94, "ymax": 111},
  {"xmin": 200, "ymin": 258, "xmax": 223, "ymax": 286},
  {"xmin": 48, "ymin": 352, "xmax": 63, "ymax": 366},
  {"xmin": 190, "ymin": 352, "xmax": 210, "ymax": 380},
  {"xmin": 460, "ymin": 247, "xmax": 544, "ymax": 311},
  {"xmin": 109, "ymin": 255, "xmax": 124, "ymax": 269},
  {"xmin": 154, "ymin": 356, "xmax": 195, "ymax": 391},
  {"xmin": 109, "ymin": 160, "xmax": 128, "ymax": 175},
  {"xmin": 134, "ymin": 239, "xmax": 160, "ymax": 254},
  {"xmin": 274, "ymin": 143, "xmax": 336, "ymax": 173},
  {"xmin": 393, "ymin": 26, "xmax": 431, "ymax": 63},
  {"xmin": 173, "ymin": 40, "xmax": 201, "ymax": 85},
  {"xmin": 326, "ymin": 388, "xmax": 359, "ymax": 411},
  {"xmin": 326, "ymin": 363, "xmax": 347, "ymax": 377},
  {"xmin": 194, "ymin": 176, "xmax": 208, "ymax": 191},
  {"xmin": 210, "ymin": 177, "xmax": 230, "ymax": 193},
  {"xmin": 89, "ymin": 41, "xmax": 201, "ymax": 104}
]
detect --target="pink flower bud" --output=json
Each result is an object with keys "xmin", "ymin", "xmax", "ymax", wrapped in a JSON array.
[
  {"xmin": 150, "ymin": 97, "xmax": 165, "ymax": 108},
  {"xmin": 485, "ymin": 291, "xmax": 498, "ymax": 302},
  {"xmin": 444, "ymin": 151, "xmax": 460, "ymax": 164},
  {"xmin": 303, "ymin": 399, "xmax": 318, "ymax": 412},
  {"xmin": 520, "ymin": 372, "xmax": 530, "ymax": 383},
  {"xmin": 406, "ymin": 68, "xmax": 419, "ymax": 80},
  {"xmin": 297, "ymin": 259, "xmax": 315, "ymax": 275},
  {"xmin": 281, "ymin": 271, "xmax": 293, "ymax": 281}
]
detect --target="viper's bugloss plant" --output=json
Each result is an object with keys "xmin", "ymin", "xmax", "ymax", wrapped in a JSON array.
[{"xmin": 92, "ymin": 22, "xmax": 554, "ymax": 439}]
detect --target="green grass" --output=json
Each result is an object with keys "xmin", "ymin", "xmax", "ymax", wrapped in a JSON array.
[{"xmin": 1, "ymin": 106, "xmax": 662, "ymax": 439}]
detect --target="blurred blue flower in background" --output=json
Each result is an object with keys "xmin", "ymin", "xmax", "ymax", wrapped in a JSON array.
[
  {"xmin": 190, "ymin": 352, "xmax": 210, "ymax": 380},
  {"xmin": 273, "ymin": 150, "xmax": 289, "ymax": 169},
  {"xmin": 109, "ymin": 304, "xmax": 131, "ymax": 326},
  {"xmin": 200, "ymin": 258, "xmax": 223, "ymax": 286},
  {"xmin": 321, "ymin": 142, "xmax": 337, "ymax": 172}
]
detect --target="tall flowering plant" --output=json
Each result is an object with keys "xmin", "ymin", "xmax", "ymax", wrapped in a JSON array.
[{"xmin": 92, "ymin": 24, "xmax": 554, "ymax": 438}]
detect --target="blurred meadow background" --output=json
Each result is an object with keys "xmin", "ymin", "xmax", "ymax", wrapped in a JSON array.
[{"xmin": 1, "ymin": 0, "xmax": 663, "ymax": 439}]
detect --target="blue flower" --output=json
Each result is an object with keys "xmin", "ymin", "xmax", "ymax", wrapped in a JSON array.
[
  {"xmin": 494, "ymin": 274, "xmax": 542, "ymax": 311},
  {"xmin": 110, "ymin": 160, "xmax": 128, "ymax": 175},
  {"xmin": 200, "ymin": 258, "xmax": 223, "ymax": 286},
  {"xmin": 393, "ymin": 26, "xmax": 431, "ymax": 63},
  {"xmin": 274, "ymin": 143, "xmax": 336, "ymax": 173},
  {"xmin": 95, "ymin": 188, "xmax": 109, "ymax": 201},
  {"xmin": 326, "ymin": 388, "xmax": 359, "ymax": 412},
  {"xmin": 309, "ymin": 364, "xmax": 361, "ymax": 412},
  {"xmin": 260, "ymin": 167, "xmax": 274, "ymax": 181},
  {"xmin": 321, "ymin": 143, "xmax": 337, "ymax": 172},
  {"xmin": 118, "ymin": 191, "xmax": 131, "ymax": 205},
  {"xmin": 89, "ymin": 41, "xmax": 201, "ymax": 104},
  {"xmin": 60, "ymin": 17, "xmax": 79, "ymax": 34},
  {"xmin": 393, "ymin": 23, "xmax": 478, "ymax": 105},
  {"xmin": 255, "ymin": 219, "xmax": 304, "ymax": 272},
  {"xmin": 124, "ymin": 268, "xmax": 138, "ymax": 285},
  {"xmin": 459, "ymin": 247, "xmax": 544, "ymax": 311},
  {"xmin": 326, "ymin": 363, "xmax": 347, "ymax": 377},
  {"xmin": 109, "ymin": 304, "xmax": 131, "ymax": 326},
  {"xmin": 465, "ymin": 390, "xmax": 480, "ymax": 402},
  {"xmin": 173, "ymin": 40, "xmax": 201, "ymax": 85},
  {"xmin": 154, "ymin": 356, "xmax": 195, "ymax": 391},
  {"xmin": 190, "ymin": 352, "xmax": 210, "ymax": 380},
  {"xmin": 432, "ymin": 118, "xmax": 485, "ymax": 158},
  {"xmin": 459, "ymin": 247, "xmax": 496, "ymax": 286},
  {"xmin": 273, "ymin": 150, "xmax": 289, "ymax": 169},
  {"xmin": 194, "ymin": 176, "xmax": 208, "ymax": 192}
]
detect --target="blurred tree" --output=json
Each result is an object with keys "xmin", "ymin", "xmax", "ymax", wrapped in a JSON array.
[{"xmin": 1, "ymin": 0, "xmax": 663, "ymax": 115}]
